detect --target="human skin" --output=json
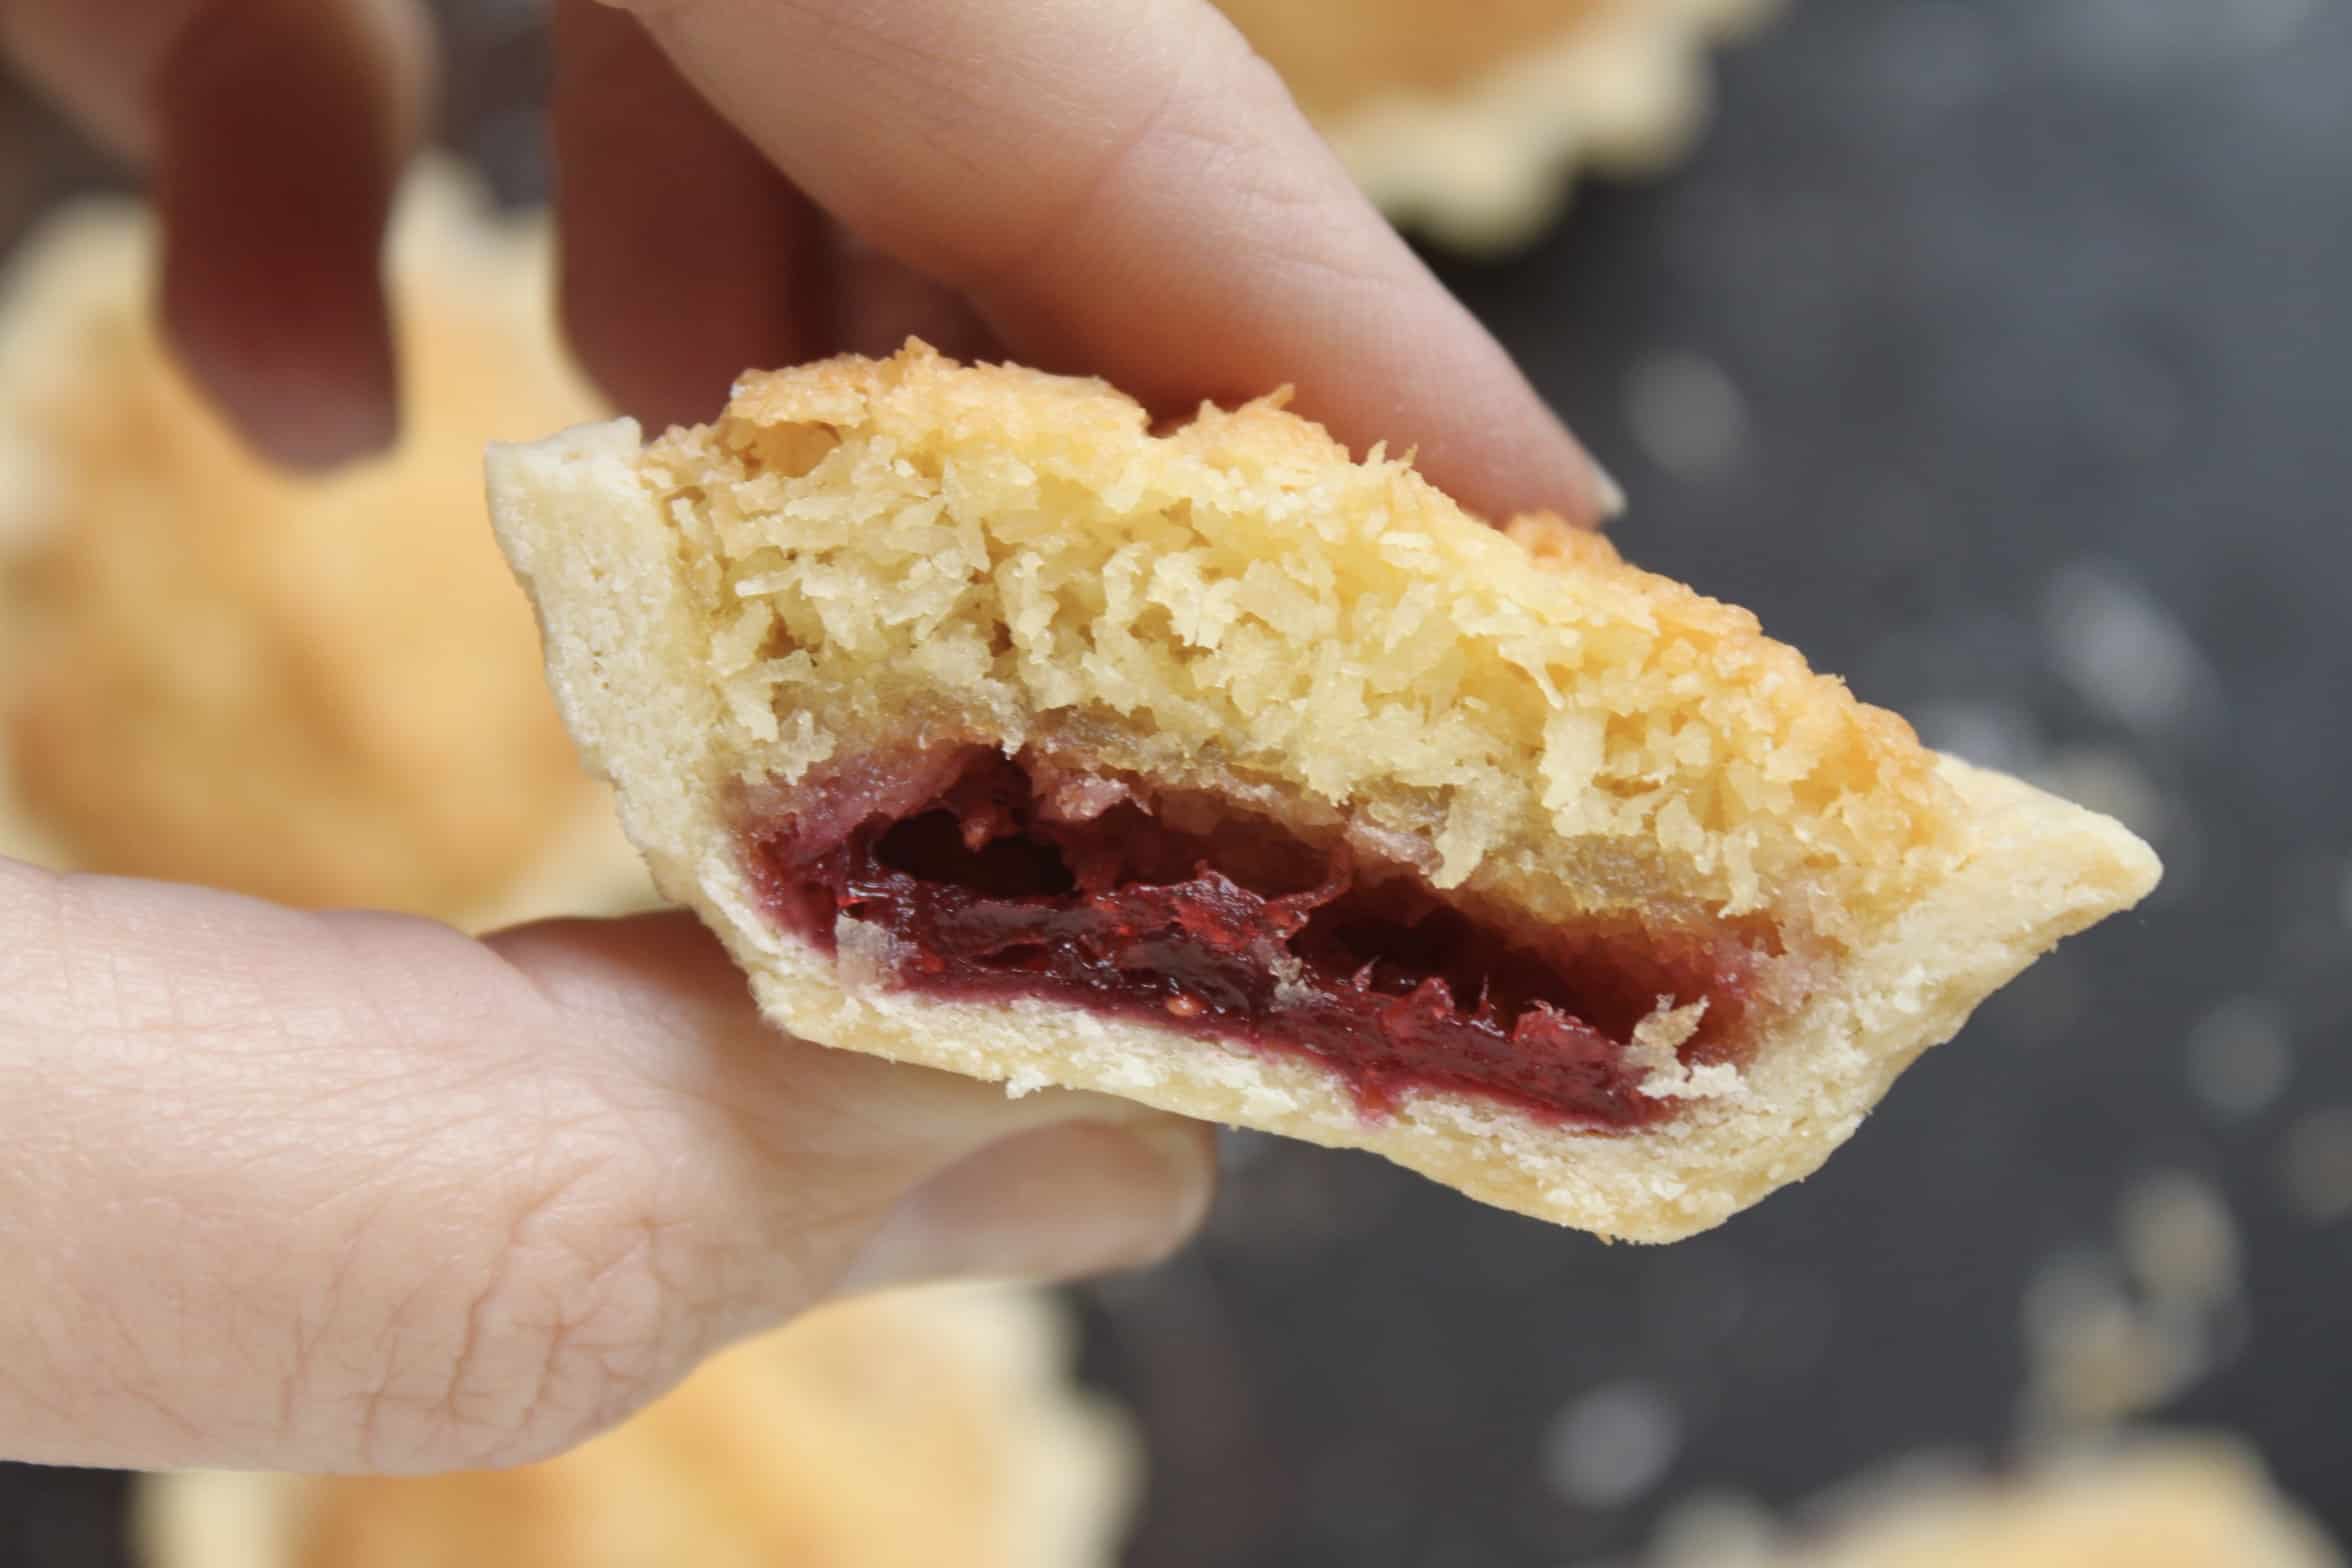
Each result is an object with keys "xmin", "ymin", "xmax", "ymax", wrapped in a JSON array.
[{"xmin": 0, "ymin": 0, "xmax": 1615, "ymax": 1474}]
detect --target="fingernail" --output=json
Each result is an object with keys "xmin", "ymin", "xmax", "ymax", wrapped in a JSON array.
[
  {"xmin": 258, "ymin": 394, "xmax": 400, "ymax": 472},
  {"xmin": 162, "ymin": 290, "xmax": 401, "ymax": 473},
  {"xmin": 1588, "ymin": 452, "xmax": 1627, "ymax": 523},
  {"xmin": 838, "ymin": 1117, "xmax": 1216, "ymax": 1295},
  {"xmin": 200, "ymin": 367, "xmax": 400, "ymax": 473}
]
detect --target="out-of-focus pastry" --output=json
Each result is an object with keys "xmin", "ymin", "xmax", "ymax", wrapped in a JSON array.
[
  {"xmin": 134, "ymin": 1282, "xmax": 1136, "ymax": 1568},
  {"xmin": 1631, "ymin": 1438, "xmax": 2339, "ymax": 1568},
  {"xmin": 0, "ymin": 168, "xmax": 650, "ymax": 929},
  {"xmin": 485, "ymin": 344, "xmax": 2157, "ymax": 1240},
  {"xmin": 1214, "ymin": 0, "xmax": 1774, "ymax": 250}
]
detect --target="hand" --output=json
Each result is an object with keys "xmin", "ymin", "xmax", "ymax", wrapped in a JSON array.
[{"xmin": 0, "ymin": 0, "xmax": 1616, "ymax": 1475}]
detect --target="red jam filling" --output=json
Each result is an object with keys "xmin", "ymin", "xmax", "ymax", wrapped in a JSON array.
[{"xmin": 739, "ymin": 748, "xmax": 1763, "ymax": 1128}]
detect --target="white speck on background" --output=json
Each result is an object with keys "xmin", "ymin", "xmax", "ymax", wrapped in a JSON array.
[
  {"xmin": 2184, "ymin": 995, "xmax": 2293, "ymax": 1121},
  {"xmin": 2118, "ymin": 1171, "xmax": 2240, "ymax": 1310},
  {"xmin": 2039, "ymin": 560, "xmax": 2219, "ymax": 741},
  {"xmin": 2020, "ymin": 1250, "xmax": 2134, "ymax": 1370},
  {"xmin": 2017, "ymin": 1170, "xmax": 2245, "ymax": 1438},
  {"xmin": 2018, "ymin": 1249, "xmax": 2199, "ymax": 1430},
  {"xmin": 1543, "ymin": 1379, "xmax": 1681, "ymax": 1509},
  {"xmin": 2277, "ymin": 1107, "xmax": 2352, "ymax": 1223},
  {"xmin": 1626, "ymin": 353, "xmax": 1750, "ymax": 481}
]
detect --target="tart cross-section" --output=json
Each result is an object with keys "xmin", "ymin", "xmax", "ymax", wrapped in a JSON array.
[{"xmin": 487, "ymin": 344, "xmax": 2157, "ymax": 1240}]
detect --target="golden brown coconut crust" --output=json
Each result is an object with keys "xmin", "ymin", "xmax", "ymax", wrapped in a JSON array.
[{"xmin": 486, "ymin": 344, "xmax": 2157, "ymax": 1241}]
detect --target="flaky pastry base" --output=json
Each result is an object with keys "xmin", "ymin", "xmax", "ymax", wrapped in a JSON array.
[
  {"xmin": 487, "ymin": 346, "xmax": 2157, "ymax": 1241},
  {"xmin": 134, "ymin": 1283, "xmax": 1134, "ymax": 1568}
]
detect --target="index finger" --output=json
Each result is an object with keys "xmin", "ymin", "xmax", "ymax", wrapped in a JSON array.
[
  {"xmin": 1, "ymin": 0, "xmax": 431, "ymax": 469},
  {"xmin": 598, "ymin": 0, "xmax": 1621, "ymax": 525}
]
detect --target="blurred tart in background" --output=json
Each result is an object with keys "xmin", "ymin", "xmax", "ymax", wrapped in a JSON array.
[
  {"xmin": 0, "ymin": 166, "xmax": 650, "ymax": 929},
  {"xmin": 1214, "ymin": 0, "xmax": 1774, "ymax": 251},
  {"xmin": 135, "ymin": 1283, "xmax": 1136, "ymax": 1568},
  {"xmin": 1637, "ymin": 1437, "xmax": 2340, "ymax": 1568}
]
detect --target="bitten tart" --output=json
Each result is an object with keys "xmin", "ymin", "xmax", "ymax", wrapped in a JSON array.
[
  {"xmin": 136, "ymin": 1284, "xmax": 1133, "ymax": 1568},
  {"xmin": 1214, "ymin": 0, "xmax": 1773, "ymax": 250},
  {"xmin": 488, "ymin": 344, "xmax": 2158, "ymax": 1240}
]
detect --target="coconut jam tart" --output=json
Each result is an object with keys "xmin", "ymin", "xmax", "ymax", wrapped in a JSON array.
[
  {"xmin": 1214, "ymin": 0, "xmax": 1776, "ymax": 250},
  {"xmin": 486, "ymin": 344, "xmax": 2157, "ymax": 1241},
  {"xmin": 0, "ymin": 166, "xmax": 650, "ymax": 929},
  {"xmin": 136, "ymin": 1284, "xmax": 1134, "ymax": 1568},
  {"xmin": 1636, "ymin": 1438, "xmax": 2341, "ymax": 1568}
]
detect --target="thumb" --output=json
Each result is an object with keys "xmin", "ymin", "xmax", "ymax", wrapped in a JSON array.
[
  {"xmin": 0, "ymin": 864, "xmax": 1213, "ymax": 1473},
  {"xmin": 489, "ymin": 908, "xmax": 1218, "ymax": 1311}
]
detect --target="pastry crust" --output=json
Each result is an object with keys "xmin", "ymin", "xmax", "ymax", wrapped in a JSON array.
[
  {"xmin": 133, "ymin": 1283, "xmax": 1135, "ymax": 1568},
  {"xmin": 1215, "ymin": 0, "xmax": 1776, "ymax": 250},
  {"xmin": 487, "ymin": 344, "xmax": 2158, "ymax": 1241},
  {"xmin": 0, "ymin": 167, "xmax": 649, "ymax": 927},
  {"xmin": 1660, "ymin": 1438, "xmax": 2340, "ymax": 1567}
]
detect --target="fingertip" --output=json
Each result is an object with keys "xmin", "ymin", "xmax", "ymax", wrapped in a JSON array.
[
  {"xmin": 837, "ymin": 1115, "xmax": 1217, "ymax": 1295},
  {"xmin": 156, "ymin": 218, "xmax": 403, "ymax": 471},
  {"xmin": 1587, "ymin": 451, "xmax": 1629, "ymax": 525},
  {"xmin": 161, "ymin": 294, "xmax": 402, "ymax": 472},
  {"xmin": 1117, "ymin": 1116, "xmax": 1222, "ymax": 1260},
  {"xmin": 1526, "ymin": 438, "xmax": 1626, "ymax": 532},
  {"xmin": 831, "ymin": 234, "xmax": 1000, "ymax": 364},
  {"xmin": 1392, "ymin": 390, "xmax": 1623, "ymax": 533},
  {"xmin": 145, "ymin": 0, "xmax": 425, "ymax": 473}
]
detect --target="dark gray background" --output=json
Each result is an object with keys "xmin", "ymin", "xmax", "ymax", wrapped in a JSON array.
[{"xmin": 3, "ymin": 0, "xmax": 2347, "ymax": 1563}]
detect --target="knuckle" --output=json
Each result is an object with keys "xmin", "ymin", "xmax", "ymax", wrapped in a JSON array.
[
  {"xmin": 433, "ymin": 1194, "xmax": 683, "ymax": 1465},
  {"xmin": 326, "ymin": 1115, "xmax": 715, "ymax": 1471}
]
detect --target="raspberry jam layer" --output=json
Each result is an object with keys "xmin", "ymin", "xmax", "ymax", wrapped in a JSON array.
[{"xmin": 739, "ymin": 747, "xmax": 1762, "ymax": 1127}]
